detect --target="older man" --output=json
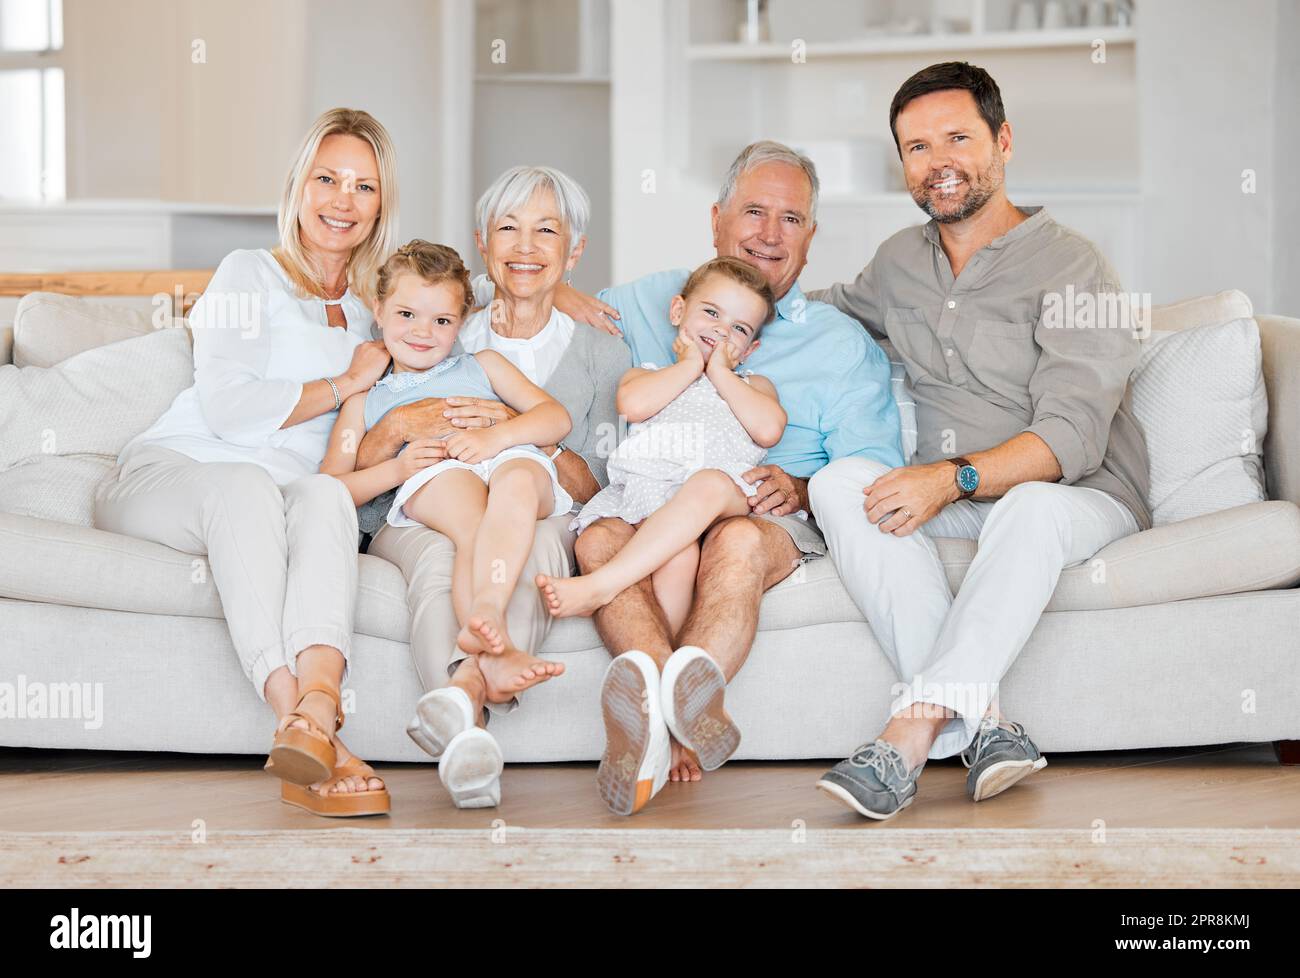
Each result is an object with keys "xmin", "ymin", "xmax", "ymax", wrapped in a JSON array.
[
  {"xmin": 806, "ymin": 62, "xmax": 1151, "ymax": 820},
  {"xmin": 533, "ymin": 142, "xmax": 902, "ymax": 814}
]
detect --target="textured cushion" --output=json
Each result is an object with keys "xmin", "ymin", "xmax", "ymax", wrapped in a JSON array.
[
  {"xmin": 12, "ymin": 293, "xmax": 185, "ymax": 368},
  {"xmin": 0, "ymin": 327, "xmax": 194, "ymax": 525},
  {"xmin": 1130, "ymin": 318, "xmax": 1268, "ymax": 525}
]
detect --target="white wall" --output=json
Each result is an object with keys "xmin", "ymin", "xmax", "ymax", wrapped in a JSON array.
[{"xmin": 1138, "ymin": 0, "xmax": 1295, "ymax": 312}]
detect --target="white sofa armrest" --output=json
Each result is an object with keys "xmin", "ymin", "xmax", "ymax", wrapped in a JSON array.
[{"xmin": 1258, "ymin": 315, "xmax": 1300, "ymax": 508}]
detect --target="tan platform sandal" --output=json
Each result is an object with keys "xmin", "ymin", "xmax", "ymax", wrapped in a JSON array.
[
  {"xmin": 266, "ymin": 681, "xmax": 342, "ymax": 786},
  {"xmin": 281, "ymin": 756, "xmax": 391, "ymax": 818}
]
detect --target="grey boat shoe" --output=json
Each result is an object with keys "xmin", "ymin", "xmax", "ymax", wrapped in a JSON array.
[
  {"xmin": 816, "ymin": 740, "xmax": 923, "ymax": 820},
  {"xmin": 961, "ymin": 716, "xmax": 1048, "ymax": 802}
]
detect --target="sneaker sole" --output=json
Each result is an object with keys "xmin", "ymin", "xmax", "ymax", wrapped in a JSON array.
[
  {"xmin": 663, "ymin": 651, "xmax": 740, "ymax": 772},
  {"xmin": 597, "ymin": 654, "xmax": 667, "ymax": 816},
  {"xmin": 406, "ymin": 688, "xmax": 473, "ymax": 759},
  {"xmin": 971, "ymin": 755, "xmax": 1048, "ymax": 802},
  {"xmin": 816, "ymin": 778, "xmax": 913, "ymax": 821},
  {"xmin": 439, "ymin": 728, "xmax": 503, "ymax": 809}
]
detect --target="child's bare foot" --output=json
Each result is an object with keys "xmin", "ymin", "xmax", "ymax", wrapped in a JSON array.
[
  {"xmin": 457, "ymin": 602, "xmax": 509, "ymax": 656},
  {"xmin": 669, "ymin": 737, "xmax": 703, "ymax": 783},
  {"xmin": 476, "ymin": 646, "xmax": 565, "ymax": 702},
  {"xmin": 535, "ymin": 573, "xmax": 616, "ymax": 619}
]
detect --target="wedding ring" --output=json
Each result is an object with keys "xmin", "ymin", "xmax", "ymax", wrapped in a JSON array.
[{"xmin": 901, "ymin": 508, "xmax": 913, "ymax": 520}]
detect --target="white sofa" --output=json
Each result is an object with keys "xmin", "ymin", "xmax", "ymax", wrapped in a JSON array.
[{"xmin": 2, "ymin": 288, "xmax": 1299, "ymax": 764}]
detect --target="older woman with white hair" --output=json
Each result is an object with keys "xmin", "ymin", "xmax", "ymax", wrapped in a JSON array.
[
  {"xmin": 358, "ymin": 165, "xmax": 629, "ymax": 808},
  {"xmin": 94, "ymin": 108, "xmax": 398, "ymax": 816}
]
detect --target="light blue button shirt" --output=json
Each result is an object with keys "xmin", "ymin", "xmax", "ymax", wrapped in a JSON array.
[{"xmin": 598, "ymin": 270, "xmax": 903, "ymax": 478}]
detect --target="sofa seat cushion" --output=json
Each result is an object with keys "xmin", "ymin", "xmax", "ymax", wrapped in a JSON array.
[
  {"xmin": 936, "ymin": 500, "xmax": 1300, "ymax": 611},
  {"xmin": 3, "ymin": 503, "xmax": 1298, "ymax": 650}
]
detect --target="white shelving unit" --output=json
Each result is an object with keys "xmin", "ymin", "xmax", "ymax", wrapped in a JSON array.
[{"xmin": 686, "ymin": 26, "xmax": 1135, "ymax": 60}]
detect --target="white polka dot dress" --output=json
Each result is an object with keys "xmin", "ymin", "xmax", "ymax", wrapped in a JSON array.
[{"xmin": 572, "ymin": 370, "xmax": 767, "ymax": 533}]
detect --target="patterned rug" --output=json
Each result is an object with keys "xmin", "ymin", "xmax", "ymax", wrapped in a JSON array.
[{"xmin": 3, "ymin": 828, "xmax": 1297, "ymax": 887}]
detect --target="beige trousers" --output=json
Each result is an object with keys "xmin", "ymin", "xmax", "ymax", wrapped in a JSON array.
[
  {"xmin": 367, "ymin": 514, "xmax": 574, "ymax": 715},
  {"xmin": 92, "ymin": 444, "xmax": 359, "ymax": 698}
]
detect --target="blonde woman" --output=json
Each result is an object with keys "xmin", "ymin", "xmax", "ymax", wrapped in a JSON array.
[{"xmin": 94, "ymin": 108, "xmax": 400, "ymax": 816}]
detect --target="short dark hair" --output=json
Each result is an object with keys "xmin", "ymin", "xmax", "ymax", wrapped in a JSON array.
[{"xmin": 889, "ymin": 62, "xmax": 1006, "ymax": 156}]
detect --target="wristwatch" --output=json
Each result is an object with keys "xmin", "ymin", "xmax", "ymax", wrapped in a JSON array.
[
  {"xmin": 549, "ymin": 441, "xmax": 568, "ymax": 461},
  {"xmin": 951, "ymin": 456, "xmax": 979, "ymax": 499}
]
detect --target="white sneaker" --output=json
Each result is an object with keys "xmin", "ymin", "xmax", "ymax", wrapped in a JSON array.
[
  {"xmin": 406, "ymin": 686, "xmax": 475, "ymax": 760},
  {"xmin": 660, "ymin": 645, "xmax": 740, "ymax": 771},
  {"xmin": 438, "ymin": 727, "xmax": 504, "ymax": 809},
  {"xmin": 597, "ymin": 650, "xmax": 670, "ymax": 816}
]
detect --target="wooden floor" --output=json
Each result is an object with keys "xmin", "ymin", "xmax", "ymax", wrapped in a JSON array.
[{"xmin": 2, "ymin": 742, "xmax": 1298, "ymax": 832}]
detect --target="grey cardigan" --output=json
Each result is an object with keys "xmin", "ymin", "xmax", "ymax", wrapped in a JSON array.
[{"xmin": 357, "ymin": 324, "xmax": 631, "ymax": 536}]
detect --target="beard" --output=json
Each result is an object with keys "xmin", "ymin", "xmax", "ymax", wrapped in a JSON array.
[{"xmin": 910, "ymin": 153, "xmax": 1004, "ymax": 224}]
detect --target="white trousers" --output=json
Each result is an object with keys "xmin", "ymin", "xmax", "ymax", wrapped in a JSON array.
[
  {"xmin": 93, "ymin": 444, "xmax": 359, "ymax": 698},
  {"xmin": 808, "ymin": 456, "xmax": 1138, "ymax": 759}
]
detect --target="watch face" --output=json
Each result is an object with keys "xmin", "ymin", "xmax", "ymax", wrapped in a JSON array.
[{"xmin": 957, "ymin": 465, "xmax": 980, "ymax": 493}]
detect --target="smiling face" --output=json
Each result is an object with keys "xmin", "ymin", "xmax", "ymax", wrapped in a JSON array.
[
  {"xmin": 476, "ymin": 187, "xmax": 585, "ymax": 304},
  {"xmin": 373, "ymin": 272, "xmax": 467, "ymax": 373},
  {"xmin": 895, "ymin": 88, "xmax": 1011, "ymax": 224},
  {"xmin": 670, "ymin": 272, "xmax": 769, "ymax": 365},
  {"xmin": 711, "ymin": 161, "xmax": 816, "ymax": 302},
  {"xmin": 298, "ymin": 133, "xmax": 383, "ymax": 262}
]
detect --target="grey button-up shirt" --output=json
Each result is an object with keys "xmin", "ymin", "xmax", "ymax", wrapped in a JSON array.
[{"xmin": 809, "ymin": 206, "xmax": 1151, "ymax": 530}]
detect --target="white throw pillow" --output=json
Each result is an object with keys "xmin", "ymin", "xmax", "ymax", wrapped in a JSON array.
[
  {"xmin": 13, "ymin": 292, "xmax": 186, "ymax": 368},
  {"xmin": 1129, "ymin": 317, "xmax": 1268, "ymax": 525},
  {"xmin": 0, "ymin": 326, "xmax": 194, "ymax": 525}
]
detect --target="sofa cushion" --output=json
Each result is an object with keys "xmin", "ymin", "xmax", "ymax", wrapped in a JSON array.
[
  {"xmin": 3, "ymin": 502, "xmax": 1297, "ymax": 652},
  {"xmin": 0, "ymin": 512, "xmax": 412, "ymax": 643},
  {"xmin": 1148, "ymin": 289, "xmax": 1253, "ymax": 334},
  {"xmin": 1130, "ymin": 318, "xmax": 1268, "ymax": 525},
  {"xmin": 0, "ymin": 327, "xmax": 195, "ymax": 525},
  {"xmin": 12, "ymin": 292, "xmax": 186, "ymax": 368}
]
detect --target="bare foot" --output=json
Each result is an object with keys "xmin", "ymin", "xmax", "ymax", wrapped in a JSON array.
[
  {"xmin": 308, "ymin": 736, "xmax": 385, "ymax": 796},
  {"xmin": 457, "ymin": 601, "xmax": 509, "ymax": 656},
  {"xmin": 476, "ymin": 646, "xmax": 566, "ymax": 702},
  {"xmin": 535, "ymin": 572, "xmax": 616, "ymax": 619},
  {"xmin": 669, "ymin": 737, "xmax": 703, "ymax": 783}
]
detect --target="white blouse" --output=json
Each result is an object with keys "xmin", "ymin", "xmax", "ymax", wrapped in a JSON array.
[
  {"xmin": 120, "ymin": 248, "xmax": 373, "ymax": 485},
  {"xmin": 457, "ymin": 302, "xmax": 576, "ymax": 387}
]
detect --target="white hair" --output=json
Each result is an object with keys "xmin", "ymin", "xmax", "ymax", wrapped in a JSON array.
[
  {"xmin": 717, "ymin": 140, "xmax": 820, "ymax": 222},
  {"xmin": 476, "ymin": 165, "xmax": 590, "ymax": 256}
]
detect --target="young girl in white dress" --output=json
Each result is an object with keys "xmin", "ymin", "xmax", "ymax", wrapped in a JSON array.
[
  {"xmin": 322, "ymin": 240, "xmax": 572, "ymax": 688},
  {"xmin": 537, "ymin": 256, "xmax": 785, "ymax": 632}
]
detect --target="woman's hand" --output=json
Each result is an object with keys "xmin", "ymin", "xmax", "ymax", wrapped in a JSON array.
[
  {"xmin": 672, "ymin": 332, "xmax": 705, "ymax": 374},
  {"xmin": 443, "ymin": 427, "xmax": 504, "ymax": 464},
  {"xmin": 340, "ymin": 340, "xmax": 391, "ymax": 397},
  {"xmin": 396, "ymin": 438, "xmax": 449, "ymax": 479},
  {"xmin": 555, "ymin": 282, "xmax": 622, "ymax": 336},
  {"xmin": 442, "ymin": 396, "xmax": 518, "ymax": 430}
]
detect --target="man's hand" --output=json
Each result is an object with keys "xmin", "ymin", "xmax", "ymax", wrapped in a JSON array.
[
  {"xmin": 742, "ymin": 464, "xmax": 808, "ymax": 517},
  {"xmin": 396, "ymin": 438, "xmax": 449, "ymax": 479},
  {"xmin": 443, "ymin": 427, "xmax": 506, "ymax": 464},
  {"xmin": 441, "ymin": 395, "xmax": 518, "ymax": 430},
  {"xmin": 555, "ymin": 282, "xmax": 622, "ymax": 336},
  {"xmin": 862, "ymin": 461, "xmax": 960, "ymax": 536}
]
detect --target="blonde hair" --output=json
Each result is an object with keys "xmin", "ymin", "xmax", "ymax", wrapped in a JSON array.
[
  {"xmin": 376, "ymin": 240, "xmax": 473, "ymax": 316},
  {"xmin": 681, "ymin": 256, "xmax": 777, "ymax": 333},
  {"xmin": 273, "ymin": 107, "xmax": 399, "ymax": 305}
]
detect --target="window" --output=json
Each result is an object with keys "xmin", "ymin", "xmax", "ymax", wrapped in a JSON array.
[{"xmin": 0, "ymin": 0, "xmax": 64, "ymax": 201}]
